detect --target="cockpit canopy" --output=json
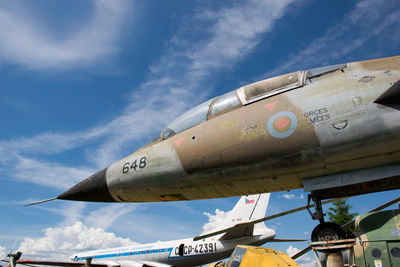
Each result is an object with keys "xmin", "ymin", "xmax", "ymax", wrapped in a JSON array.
[
  {"xmin": 160, "ymin": 63, "xmax": 346, "ymax": 140},
  {"xmin": 161, "ymin": 90, "xmax": 241, "ymax": 139}
]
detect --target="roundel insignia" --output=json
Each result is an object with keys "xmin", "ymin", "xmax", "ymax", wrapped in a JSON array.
[{"xmin": 267, "ymin": 111, "xmax": 298, "ymax": 139}]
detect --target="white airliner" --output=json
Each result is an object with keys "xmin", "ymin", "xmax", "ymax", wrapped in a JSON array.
[{"xmin": 18, "ymin": 193, "xmax": 300, "ymax": 267}]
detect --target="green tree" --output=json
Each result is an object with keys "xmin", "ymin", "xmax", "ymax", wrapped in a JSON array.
[{"xmin": 327, "ymin": 199, "xmax": 358, "ymax": 230}]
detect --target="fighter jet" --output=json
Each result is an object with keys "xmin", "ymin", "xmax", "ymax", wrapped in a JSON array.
[
  {"xmin": 18, "ymin": 193, "xmax": 303, "ymax": 267},
  {"xmin": 30, "ymin": 55, "xmax": 400, "ymax": 231}
]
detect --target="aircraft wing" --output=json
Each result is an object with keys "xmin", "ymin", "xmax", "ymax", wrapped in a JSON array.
[
  {"xmin": 194, "ymin": 198, "xmax": 341, "ymax": 241},
  {"xmin": 194, "ymin": 221, "xmax": 259, "ymax": 241},
  {"xmin": 218, "ymin": 223, "xmax": 254, "ymax": 240}
]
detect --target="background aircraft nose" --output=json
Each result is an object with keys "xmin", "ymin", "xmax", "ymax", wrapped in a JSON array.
[{"xmin": 57, "ymin": 168, "xmax": 116, "ymax": 202}]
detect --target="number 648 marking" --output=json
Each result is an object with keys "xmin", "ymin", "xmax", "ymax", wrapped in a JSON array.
[{"xmin": 122, "ymin": 157, "xmax": 147, "ymax": 174}]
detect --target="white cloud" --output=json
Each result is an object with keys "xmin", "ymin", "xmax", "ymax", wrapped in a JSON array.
[
  {"xmin": 300, "ymin": 261, "xmax": 318, "ymax": 267},
  {"xmin": 277, "ymin": 193, "xmax": 306, "ymax": 200},
  {"xmin": 202, "ymin": 208, "xmax": 231, "ymax": 234},
  {"xmin": 0, "ymin": 0, "xmax": 132, "ymax": 70},
  {"xmin": 287, "ymin": 245, "xmax": 312, "ymax": 264},
  {"xmin": 0, "ymin": 246, "xmax": 6, "ymax": 258},
  {"xmin": 287, "ymin": 245, "xmax": 317, "ymax": 267},
  {"xmin": 286, "ymin": 244, "xmax": 301, "ymax": 257},
  {"xmin": 18, "ymin": 222, "xmax": 138, "ymax": 259},
  {"xmin": 279, "ymin": 193, "xmax": 296, "ymax": 200}
]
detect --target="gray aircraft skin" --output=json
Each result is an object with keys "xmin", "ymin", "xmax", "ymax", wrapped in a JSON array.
[{"xmin": 35, "ymin": 55, "xmax": 400, "ymax": 205}]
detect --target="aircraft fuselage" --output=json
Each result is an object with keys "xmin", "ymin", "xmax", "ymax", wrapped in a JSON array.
[
  {"xmin": 58, "ymin": 56, "xmax": 400, "ymax": 203},
  {"xmin": 71, "ymin": 234, "xmax": 273, "ymax": 267}
]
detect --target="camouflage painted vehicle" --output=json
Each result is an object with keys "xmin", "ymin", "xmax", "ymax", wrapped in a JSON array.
[
  {"xmin": 208, "ymin": 209, "xmax": 400, "ymax": 267},
  {"xmin": 352, "ymin": 209, "xmax": 400, "ymax": 267},
  {"xmin": 42, "ymin": 55, "xmax": 400, "ymax": 205}
]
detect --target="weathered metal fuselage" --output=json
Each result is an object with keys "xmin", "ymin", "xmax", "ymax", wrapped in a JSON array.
[{"xmin": 59, "ymin": 56, "xmax": 400, "ymax": 203}]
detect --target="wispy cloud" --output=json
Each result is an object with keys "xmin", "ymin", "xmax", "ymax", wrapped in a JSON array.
[
  {"xmin": 10, "ymin": 155, "xmax": 93, "ymax": 189},
  {"xmin": 0, "ymin": 0, "xmax": 296, "ymax": 188},
  {"xmin": 32, "ymin": 202, "xmax": 87, "ymax": 227},
  {"xmin": 0, "ymin": 0, "xmax": 132, "ymax": 70},
  {"xmin": 0, "ymin": 129, "xmax": 106, "ymax": 157},
  {"xmin": 263, "ymin": 0, "xmax": 400, "ymax": 77},
  {"xmin": 31, "ymin": 201, "xmax": 137, "ymax": 232},
  {"xmin": 187, "ymin": 0, "xmax": 294, "ymax": 78},
  {"xmin": 84, "ymin": 204, "xmax": 136, "ymax": 230}
]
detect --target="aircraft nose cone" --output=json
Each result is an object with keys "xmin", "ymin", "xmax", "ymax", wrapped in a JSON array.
[{"xmin": 57, "ymin": 168, "xmax": 116, "ymax": 202}]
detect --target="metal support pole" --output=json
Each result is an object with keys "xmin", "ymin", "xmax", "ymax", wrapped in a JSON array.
[{"xmin": 326, "ymin": 252, "xmax": 344, "ymax": 267}]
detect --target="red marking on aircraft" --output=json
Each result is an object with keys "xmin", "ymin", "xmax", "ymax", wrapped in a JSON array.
[
  {"xmin": 264, "ymin": 102, "xmax": 278, "ymax": 111},
  {"xmin": 245, "ymin": 199, "xmax": 254, "ymax": 204},
  {"xmin": 175, "ymin": 137, "xmax": 186, "ymax": 148},
  {"xmin": 274, "ymin": 116, "xmax": 290, "ymax": 129}
]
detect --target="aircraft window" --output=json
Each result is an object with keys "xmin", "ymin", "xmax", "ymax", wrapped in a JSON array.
[
  {"xmin": 210, "ymin": 91, "xmax": 241, "ymax": 116},
  {"xmin": 391, "ymin": 247, "xmax": 400, "ymax": 258},
  {"xmin": 228, "ymin": 247, "xmax": 246, "ymax": 267},
  {"xmin": 162, "ymin": 99, "xmax": 214, "ymax": 139},
  {"xmin": 237, "ymin": 71, "xmax": 306, "ymax": 105},
  {"xmin": 307, "ymin": 63, "xmax": 347, "ymax": 78},
  {"xmin": 162, "ymin": 128, "xmax": 175, "ymax": 140}
]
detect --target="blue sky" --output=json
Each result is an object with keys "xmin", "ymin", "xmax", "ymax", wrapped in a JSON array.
[{"xmin": 0, "ymin": 0, "xmax": 400, "ymax": 266}]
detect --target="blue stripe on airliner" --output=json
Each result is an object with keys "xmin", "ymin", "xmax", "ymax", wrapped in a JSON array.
[{"xmin": 76, "ymin": 248, "xmax": 174, "ymax": 261}]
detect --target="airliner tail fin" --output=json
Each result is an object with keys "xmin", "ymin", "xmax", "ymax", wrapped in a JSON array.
[{"xmin": 202, "ymin": 193, "xmax": 271, "ymax": 240}]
